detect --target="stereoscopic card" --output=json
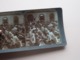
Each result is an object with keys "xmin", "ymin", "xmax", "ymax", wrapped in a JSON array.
[{"xmin": 0, "ymin": 8, "xmax": 66, "ymax": 53}]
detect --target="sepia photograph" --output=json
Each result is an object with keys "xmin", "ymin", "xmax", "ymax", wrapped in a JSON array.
[{"xmin": 0, "ymin": 8, "xmax": 65, "ymax": 52}]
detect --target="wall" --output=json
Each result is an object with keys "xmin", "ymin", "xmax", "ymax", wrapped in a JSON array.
[
  {"xmin": 26, "ymin": 11, "xmax": 58, "ymax": 22},
  {"xmin": 0, "ymin": 0, "xmax": 80, "ymax": 60},
  {"xmin": 0, "ymin": 15, "xmax": 24, "ymax": 25}
]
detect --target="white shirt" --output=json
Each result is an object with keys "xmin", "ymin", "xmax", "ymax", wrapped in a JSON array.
[
  {"xmin": 11, "ymin": 36, "xmax": 19, "ymax": 44},
  {"xmin": 9, "ymin": 31, "xmax": 14, "ymax": 37},
  {"xmin": 12, "ymin": 27, "xmax": 18, "ymax": 33},
  {"xmin": 41, "ymin": 26, "xmax": 45, "ymax": 32},
  {"xmin": 30, "ymin": 33, "xmax": 36, "ymax": 44},
  {"xmin": 37, "ymin": 28, "xmax": 46, "ymax": 39},
  {"xmin": 39, "ymin": 41, "xmax": 46, "ymax": 46},
  {"xmin": 47, "ymin": 31, "xmax": 55, "ymax": 40},
  {"xmin": 48, "ymin": 23, "xmax": 53, "ymax": 28},
  {"xmin": 44, "ymin": 28, "xmax": 49, "ymax": 33},
  {"xmin": 5, "ymin": 30, "xmax": 9, "ymax": 35}
]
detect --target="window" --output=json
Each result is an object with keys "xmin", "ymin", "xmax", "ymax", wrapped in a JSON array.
[
  {"xmin": 2, "ymin": 17, "xmax": 8, "ymax": 25},
  {"xmin": 27, "ymin": 14, "xmax": 34, "ymax": 22},
  {"xmin": 39, "ymin": 14, "xmax": 45, "ymax": 20},
  {"xmin": 14, "ymin": 16, "xmax": 19, "ymax": 25},
  {"xmin": 49, "ymin": 13, "xmax": 54, "ymax": 21}
]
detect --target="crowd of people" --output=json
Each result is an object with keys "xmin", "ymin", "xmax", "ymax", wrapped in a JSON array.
[{"xmin": 0, "ymin": 18, "xmax": 61, "ymax": 50}]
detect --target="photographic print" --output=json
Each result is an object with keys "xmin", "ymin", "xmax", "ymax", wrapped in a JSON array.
[{"xmin": 0, "ymin": 8, "xmax": 66, "ymax": 53}]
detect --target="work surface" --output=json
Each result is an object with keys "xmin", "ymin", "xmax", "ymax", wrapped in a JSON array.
[{"xmin": 0, "ymin": 0, "xmax": 80, "ymax": 60}]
